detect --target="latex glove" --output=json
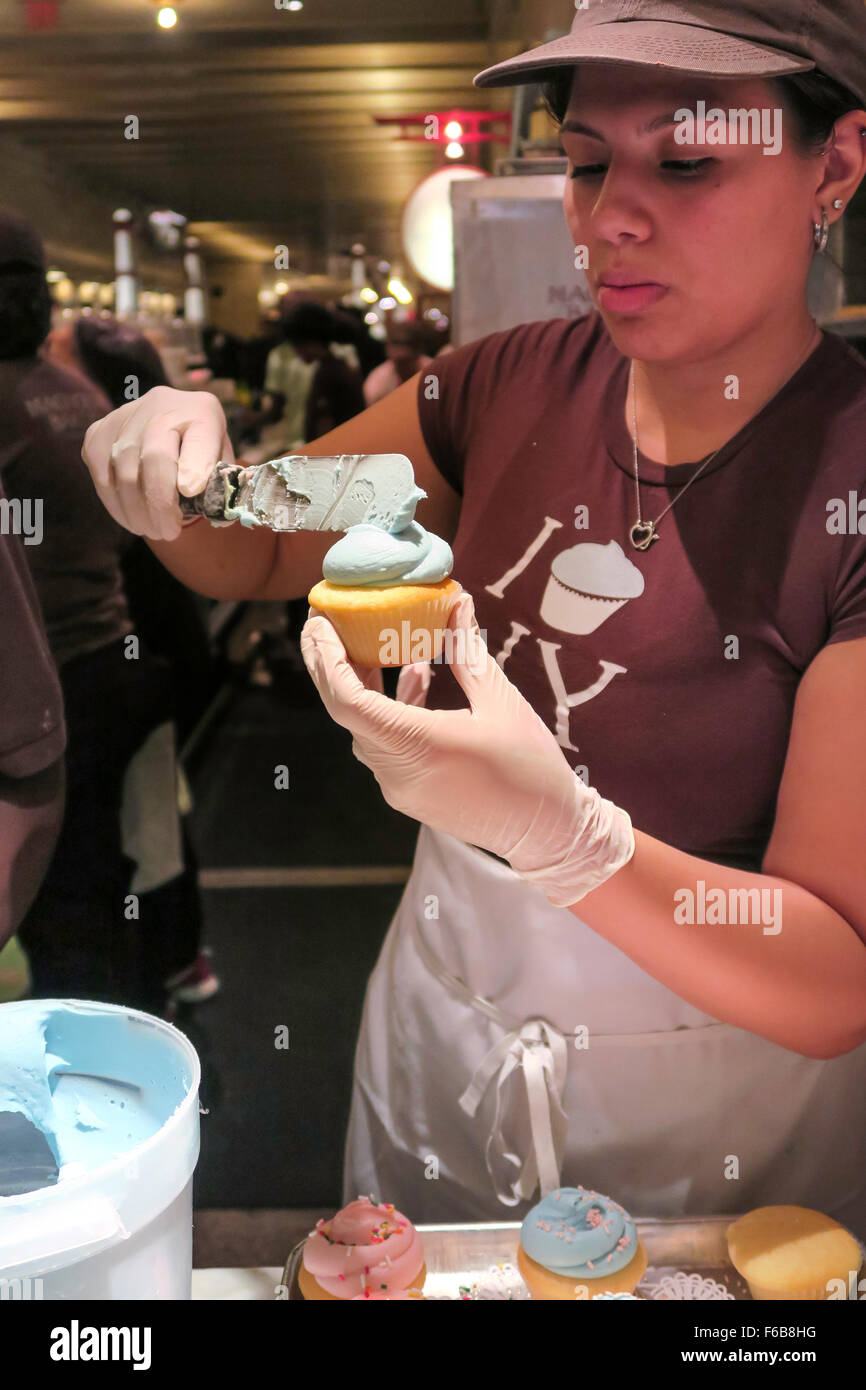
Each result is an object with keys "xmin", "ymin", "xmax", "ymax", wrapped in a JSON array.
[
  {"xmin": 395, "ymin": 661, "xmax": 433, "ymax": 709},
  {"xmin": 345, "ymin": 664, "xmax": 432, "ymax": 706},
  {"xmin": 81, "ymin": 386, "xmax": 234, "ymax": 541},
  {"xmin": 302, "ymin": 594, "xmax": 635, "ymax": 907}
]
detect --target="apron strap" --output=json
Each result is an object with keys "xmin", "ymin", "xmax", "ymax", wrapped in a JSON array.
[{"xmin": 411, "ymin": 916, "xmax": 569, "ymax": 1207}]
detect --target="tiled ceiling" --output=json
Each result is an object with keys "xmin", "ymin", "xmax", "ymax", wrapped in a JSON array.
[{"xmin": 0, "ymin": 0, "xmax": 520, "ymax": 271}]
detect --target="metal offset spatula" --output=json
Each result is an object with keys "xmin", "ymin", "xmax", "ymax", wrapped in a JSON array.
[{"xmin": 178, "ymin": 453, "xmax": 421, "ymax": 533}]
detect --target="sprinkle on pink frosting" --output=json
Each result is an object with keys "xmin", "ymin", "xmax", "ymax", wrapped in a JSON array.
[{"xmin": 302, "ymin": 1197, "xmax": 424, "ymax": 1300}]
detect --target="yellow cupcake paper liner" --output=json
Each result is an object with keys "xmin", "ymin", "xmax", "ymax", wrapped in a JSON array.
[
  {"xmin": 516, "ymin": 1239, "xmax": 648, "ymax": 1300},
  {"xmin": 308, "ymin": 579, "xmax": 463, "ymax": 669}
]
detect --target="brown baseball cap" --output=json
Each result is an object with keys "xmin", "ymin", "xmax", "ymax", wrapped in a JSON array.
[{"xmin": 474, "ymin": 0, "xmax": 866, "ymax": 110}]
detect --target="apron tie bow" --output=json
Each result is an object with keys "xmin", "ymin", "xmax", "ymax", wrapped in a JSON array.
[{"xmin": 458, "ymin": 1018, "xmax": 569, "ymax": 1207}]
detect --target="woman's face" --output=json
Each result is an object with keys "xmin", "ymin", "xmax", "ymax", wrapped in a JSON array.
[{"xmin": 561, "ymin": 65, "xmax": 822, "ymax": 362}]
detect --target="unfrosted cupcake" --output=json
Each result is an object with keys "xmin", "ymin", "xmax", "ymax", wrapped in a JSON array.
[
  {"xmin": 726, "ymin": 1205, "xmax": 864, "ymax": 1301},
  {"xmin": 298, "ymin": 1196, "xmax": 427, "ymax": 1301},
  {"xmin": 517, "ymin": 1186, "xmax": 648, "ymax": 1300},
  {"xmin": 308, "ymin": 484, "xmax": 462, "ymax": 668}
]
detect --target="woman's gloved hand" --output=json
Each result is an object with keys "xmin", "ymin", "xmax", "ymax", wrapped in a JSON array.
[
  {"xmin": 81, "ymin": 387, "xmax": 234, "ymax": 541},
  {"xmin": 395, "ymin": 660, "xmax": 433, "ymax": 708},
  {"xmin": 301, "ymin": 593, "xmax": 635, "ymax": 907}
]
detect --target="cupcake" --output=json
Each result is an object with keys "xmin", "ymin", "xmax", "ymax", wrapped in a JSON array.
[
  {"xmin": 726, "ymin": 1205, "xmax": 864, "ymax": 1301},
  {"xmin": 540, "ymin": 540, "xmax": 645, "ymax": 635},
  {"xmin": 298, "ymin": 1196, "xmax": 427, "ymax": 1301},
  {"xmin": 308, "ymin": 483, "xmax": 462, "ymax": 668},
  {"xmin": 517, "ymin": 1186, "xmax": 648, "ymax": 1300}
]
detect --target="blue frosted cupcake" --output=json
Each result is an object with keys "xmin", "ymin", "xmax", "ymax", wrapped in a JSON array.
[
  {"xmin": 517, "ymin": 1186, "xmax": 648, "ymax": 1300},
  {"xmin": 307, "ymin": 483, "xmax": 462, "ymax": 668}
]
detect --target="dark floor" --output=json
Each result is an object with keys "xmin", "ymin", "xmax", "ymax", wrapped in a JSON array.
[{"xmin": 184, "ymin": 668, "xmax": 419, "ymax": 1217}]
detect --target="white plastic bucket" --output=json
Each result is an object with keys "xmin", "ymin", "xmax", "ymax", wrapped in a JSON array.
[{"xmin": 0, "ymin": 999, "xmax": 200, "ymax": 1300}]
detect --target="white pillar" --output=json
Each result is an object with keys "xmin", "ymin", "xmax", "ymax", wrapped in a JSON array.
[{"xmin": 113, "ymin": 208, "xmax": 137, "ymax": 321}]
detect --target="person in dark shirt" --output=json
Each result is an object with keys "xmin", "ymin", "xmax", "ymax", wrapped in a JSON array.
[
  {"xmin": 280, "ymin": 301, "xmax": 366, "ymax": 442},
  {"xmin": 0, "ymin": 210, "xmax": 211, "ymax": 1014},
  {"xmin": 0, "ymin": 472, "xmax": 65, "ymax": 955}
]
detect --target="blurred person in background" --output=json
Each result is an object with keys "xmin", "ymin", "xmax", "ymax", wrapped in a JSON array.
[
  {"xmin": 363, "ymin": 320, "xmax": 432, "ymax": 407},
  {"xmin": 45, "ymin": 313, "xmax": 218, "ymax": 745},
  {"xmin": 239, "ymin": 307, "xmax": 284, "ymax": 396},
  {"xmin": 0, "ymin": 211, "xmax": 213, "ymax": 1015},
  {"xmin": 202, "ymin": 322, "xmax": 243, "ymax": 383},
  {"xmin": 0, "ymin": 478, "xmax": 65, "ymax": 962},
  {"xmin": 332, "ymin": 305, "xmax": 386, "ymax": 380},
  {"xmin": 280, "ymin": 300, "xmax": 365, "ymax": 441},
  {"xmin": 239, "ymin": 295, "xmax": 368, "ymax": 459},
  {"xmin": 0, "ymin": 234, "xmax": 66, "ymax": 958}
]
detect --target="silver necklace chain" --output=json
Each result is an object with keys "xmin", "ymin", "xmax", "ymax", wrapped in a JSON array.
[
  {"xmin": 627, "ymin": 324, "xmax": 821, "ymax": 552},
  {"xmin": 628, "ymin": 361, "xmax": 720, "ymax": 551}
]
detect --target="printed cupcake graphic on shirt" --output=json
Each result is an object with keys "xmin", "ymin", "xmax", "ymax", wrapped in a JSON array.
[{"xmin": 541, "ymin": 540, "xmax": 645, "ymax": 635}]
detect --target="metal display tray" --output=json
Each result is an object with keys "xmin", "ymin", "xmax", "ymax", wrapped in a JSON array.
[{"xmin": 282, "ymin": 1215, "xmax": 765, "ymax": 1300}]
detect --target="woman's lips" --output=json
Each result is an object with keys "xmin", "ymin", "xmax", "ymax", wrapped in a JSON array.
[{"xmin": 598, "ymin": 283, "xmax": 668, "ymax": 314}]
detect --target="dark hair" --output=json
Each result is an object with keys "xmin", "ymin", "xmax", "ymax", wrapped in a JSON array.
[
  {"xmin": 540, "ymin": 67, "xmax": 862, "ymax": 155},
  {"xmin": 281, "ymin": 301, "xmax": 337, "ymax": 346},
  {"xmin": 74, "ymin": 315, "xmax": 168, "ymax": 409},
  {"xmin": 0, "ymin": 267, "xmax": 52, "ymax": 360}
]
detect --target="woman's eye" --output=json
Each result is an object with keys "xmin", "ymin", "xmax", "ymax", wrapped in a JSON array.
[
  {"xmin": 660, "ymin": 158, "xmax": 715, "ymax": 175},
  {"xmin": 569, "ymin": 158, "xmax": 715, "ymax": 179}
]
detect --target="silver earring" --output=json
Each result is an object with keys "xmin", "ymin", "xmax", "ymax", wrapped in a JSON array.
[
  {"xmin": 813, "ymin": 207, "xmax": 830, "ymax": 253},
  {"xmin": 832, "ymin": 199, "xmax": 844, "ymax": 210}
]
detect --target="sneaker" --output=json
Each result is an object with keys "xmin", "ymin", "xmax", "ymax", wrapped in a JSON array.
[{"xmin": 165, "ymin": 949, "xmax": 220, "ymax": 1004}]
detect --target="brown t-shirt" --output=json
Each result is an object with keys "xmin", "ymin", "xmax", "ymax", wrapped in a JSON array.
[
  {"xmin": 417, "ymin": 312, "xmax": 866, "ymax": 872},
  {"xmin": 0, "ymin": 472, "xmax": 65, "ymax": 778},
  {"xmin": 0, "ymin": 357, "xmax": 132, "ymax": 667}
]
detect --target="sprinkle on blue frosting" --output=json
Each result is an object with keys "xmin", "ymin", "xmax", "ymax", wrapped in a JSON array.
[{"xmin": 520, "ymin": 1186, "xmax": 638, "ymax": 1278}]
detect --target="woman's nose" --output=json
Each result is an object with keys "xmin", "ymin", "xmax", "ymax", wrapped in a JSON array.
[{"xmin": 576, "ymin": 165, "xmax": 654, "ymax": 245}]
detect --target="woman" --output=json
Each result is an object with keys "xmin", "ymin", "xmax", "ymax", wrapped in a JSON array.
[{"xmin": 81, "ymin": 5, "xmax": 866, "ymax": 1235}]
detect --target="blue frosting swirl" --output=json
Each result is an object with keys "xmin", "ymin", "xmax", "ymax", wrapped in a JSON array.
[
  {"xmin": 521, "ymin": 1187, "xmax": 639, "ymax": 1278},
  {"xmin": 321, "ymin": 484, "xmax": 453, "ymax": 587}
]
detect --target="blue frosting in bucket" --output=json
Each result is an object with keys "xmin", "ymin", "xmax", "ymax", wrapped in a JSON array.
[{"xmin": 0, "ymin": 1002, "xmax": 191, "ymax": 1186}]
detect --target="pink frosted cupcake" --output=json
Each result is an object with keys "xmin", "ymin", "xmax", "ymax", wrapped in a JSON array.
[{"xmin": 298, "ymin": 1196, "xmax": 427, "ymax": 1301}]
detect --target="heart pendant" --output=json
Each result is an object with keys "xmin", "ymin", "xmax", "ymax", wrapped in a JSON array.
[{"xmin": 630, "ymin": 520, "xmax": 659, "ymax": 551}]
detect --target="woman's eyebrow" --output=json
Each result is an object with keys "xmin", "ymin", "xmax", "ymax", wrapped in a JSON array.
[{"xmin": 561, "ymin": 111, "xmax": 688, "ymax": 139}]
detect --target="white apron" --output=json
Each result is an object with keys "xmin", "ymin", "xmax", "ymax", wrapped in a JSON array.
[{"xmin": 344, "ymin": 825, "xmax": 866, "ymax": 1242}]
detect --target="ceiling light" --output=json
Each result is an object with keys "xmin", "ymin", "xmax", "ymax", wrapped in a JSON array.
[
  {"xmin": 364, "ymin": 311, "xmax": 379, "ymax": 325},
  {"xmin": 157, "ymin": 7, "xmax": 178, "ymax": 29},
  {"xmin": 287, "ymin": 0, "xmax": 304, "ymax": 9},
  {"xmin": 274, "ymin": 281, "xmax": 289, "ymax": 295},
  {"xmin": 444, "ymin": 121, "xmax": 463, "ymax": 140},
  {"xmin": 378, "ymin": 297, "xmax": 397, "ymax": 311},
  {"xmin": 387, "ymin": 278, "xmax": 413, "ymax": 305},
  {"xmin": 45, "ymin": 268, "xmax": 66, "ymax": 283},
  {"xmin": 360, "ymin": 287, "xmax": 378, "ymax": 304},
  {"xmin": 445, "ymin": 141, "xmax": 464, "ymax": 160}
]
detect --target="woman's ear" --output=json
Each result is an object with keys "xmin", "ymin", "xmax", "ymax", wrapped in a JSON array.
[{"xmin": 815, "ymin": 108, "xmax": 866, "ymax": 214}]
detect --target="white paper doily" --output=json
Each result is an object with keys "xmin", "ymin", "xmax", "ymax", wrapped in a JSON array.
[{"xmin": 643, "ymin": 1271, "xmax": 736, "ymax": 1300}]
